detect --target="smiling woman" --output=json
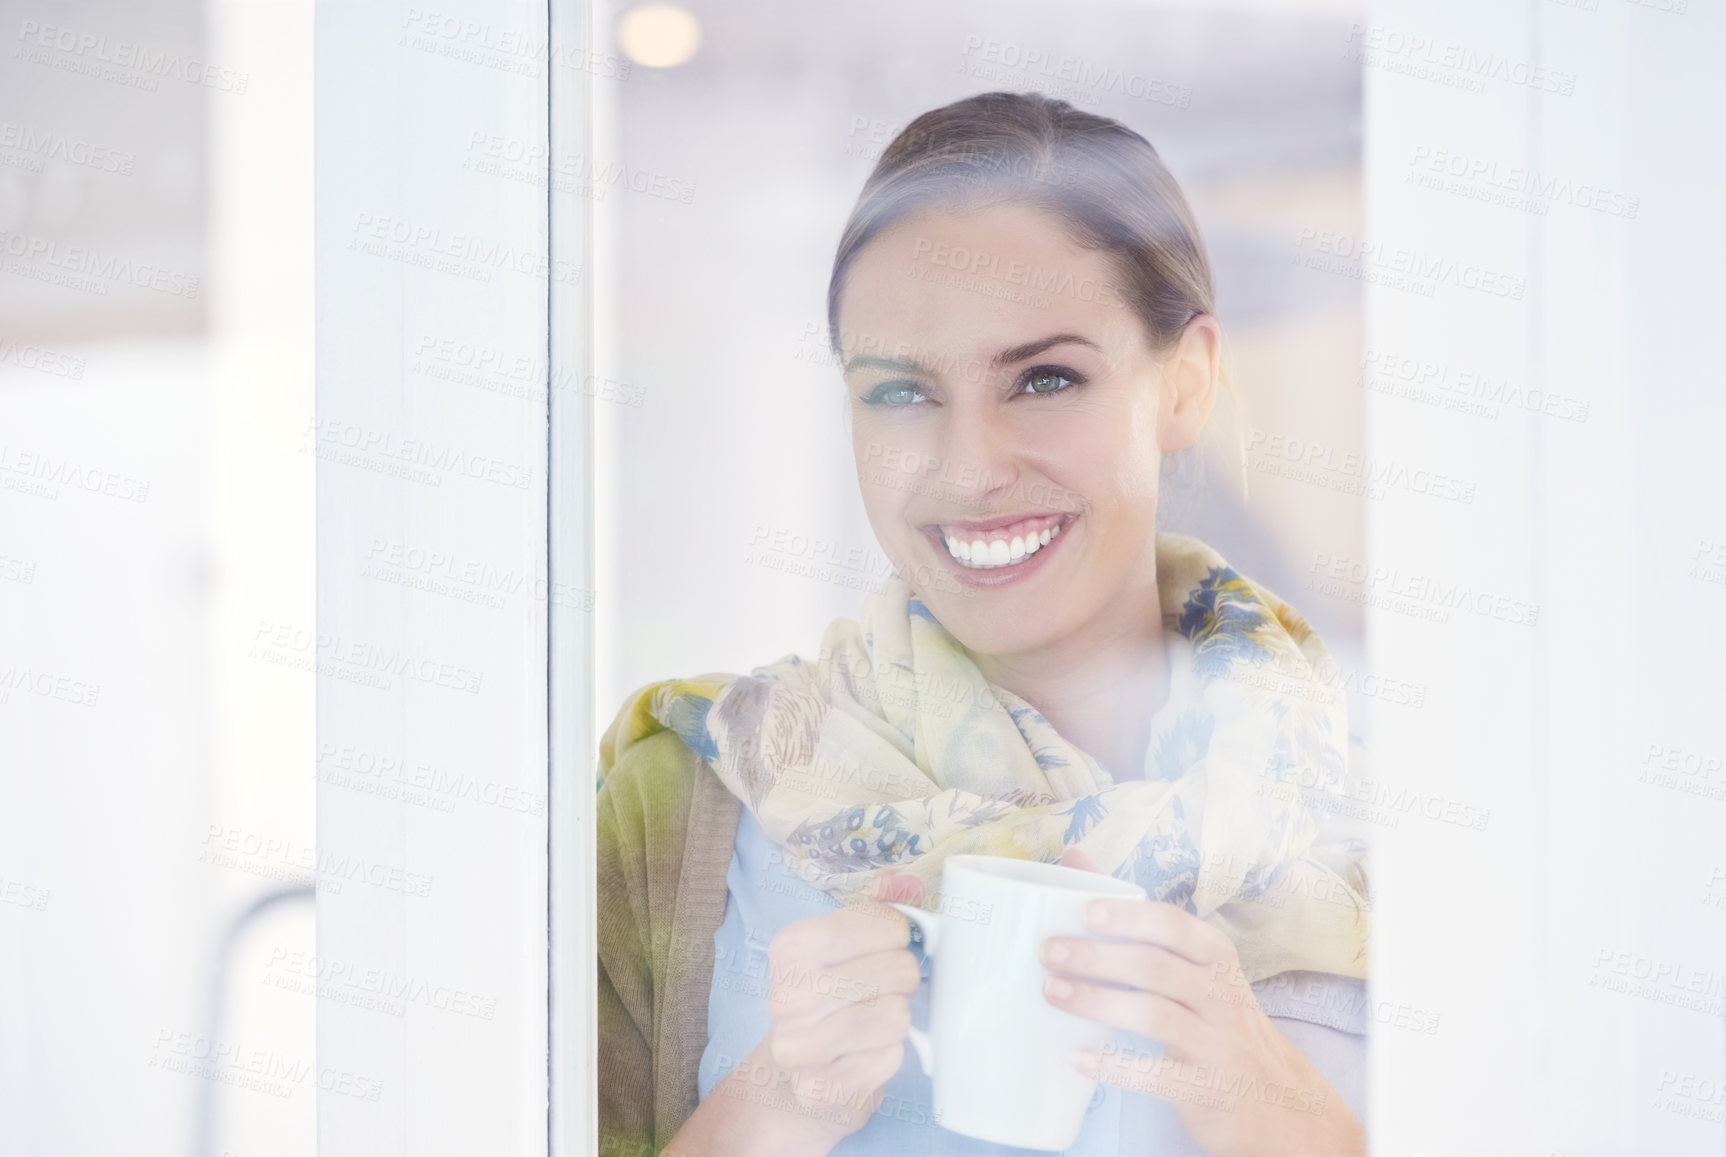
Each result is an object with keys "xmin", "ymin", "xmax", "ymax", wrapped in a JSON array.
[
  {"xmin": 837, "ymin": 197, "xmax": 1216, "ymax": 708},
  {"xmin": 596, "ymin": 91, "xmax": 1372, "ymax": 1157}
]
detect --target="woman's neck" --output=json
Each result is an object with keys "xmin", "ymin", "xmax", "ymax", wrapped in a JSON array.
[{"xmin": 970, "ymin": 593, "xmax": 1170, "ymax": 780}]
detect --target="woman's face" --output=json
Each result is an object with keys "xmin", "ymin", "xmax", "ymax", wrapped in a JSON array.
[{"xmin": 837, "ymin": 202, "xmax": 1216, "ymax": 660}]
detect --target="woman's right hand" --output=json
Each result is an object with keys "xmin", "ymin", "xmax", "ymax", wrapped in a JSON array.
[{"xmin": 667, "ymin": 873, "xmax": 925, "ymax": 1157}]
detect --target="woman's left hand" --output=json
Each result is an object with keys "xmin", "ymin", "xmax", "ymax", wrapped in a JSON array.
[{"xmin": 1040, "ymin": 851, "xmax": 1365, "ymax": 1157}]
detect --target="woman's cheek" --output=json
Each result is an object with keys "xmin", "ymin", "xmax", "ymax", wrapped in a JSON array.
[
  {"xmin": 1086, "ymin": 497, "xmax": 1160, "ymax": 587},
  {"xmin": 1101, "ymin": 430, "xmax": 1163, "ymax": 501}
]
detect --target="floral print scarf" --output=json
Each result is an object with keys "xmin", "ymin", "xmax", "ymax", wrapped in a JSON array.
[{"xmin": 604, "ymin": 533, "xmax": 1370, "ymax": 983}]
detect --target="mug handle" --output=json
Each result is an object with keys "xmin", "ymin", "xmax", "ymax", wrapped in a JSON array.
[{"xmin": 889, "ymin": 903, "xmax": 940, "ymax": 1076}]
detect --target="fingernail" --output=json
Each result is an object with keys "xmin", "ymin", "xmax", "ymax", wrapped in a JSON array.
[
  {"xmin": 1086, "ymin": 901, "xmax": 1109, "ymax": 928},
  {"xmin": 1043, "ymin": 940, "xmax": 1069, "ymax": 964},
  {"xmin": 1045, "ymin": 976, "xmax": 1073, "ymax": 1000},
  {"xmin": 1072, "ymin": 1047, "xmax": 1101, "ymax": 1077}
]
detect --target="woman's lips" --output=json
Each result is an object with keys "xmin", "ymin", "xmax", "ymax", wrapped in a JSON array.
[
  {"xmin": 924, "ymin": 512, "xmax": 1076, "ymax": 586},
  {"xmin": 939, "ymin": 512, "xmax": 1067, "ymax": 569}
]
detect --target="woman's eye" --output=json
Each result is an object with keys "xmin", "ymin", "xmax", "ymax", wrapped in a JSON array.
[
  {"xmin": 1020, "ymin": 367, "xmax": 1081, "ymax": 396},
  {"xmin": 863, "ymin": 381, "xmax": 927, "ymax": 407}
]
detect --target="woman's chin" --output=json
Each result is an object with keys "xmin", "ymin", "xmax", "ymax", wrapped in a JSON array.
[{"xmin": 912, "ymin": 591, "xmax": 1068, "ymax": 662}]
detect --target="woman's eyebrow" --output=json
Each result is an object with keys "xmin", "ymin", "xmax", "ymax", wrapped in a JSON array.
[
  {"xmin": 842, "ymin": 354, "xmax": 932, "ymax": 375},
  {"xmin": 991, "ymin": 333, "xmax": 1100, "ymax": 367},
  {"xmin": 842, "ymin": 334, "xmax": 1099, "ymax": 376}
]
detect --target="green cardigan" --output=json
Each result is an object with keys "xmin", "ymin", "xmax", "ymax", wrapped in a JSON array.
[{"xmin": 597, "ymin": 713, "xmax": 741, "ymax": 1156}]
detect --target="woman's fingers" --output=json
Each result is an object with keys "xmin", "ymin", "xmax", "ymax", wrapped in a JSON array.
[
  {"xmin": 1043, "ymin": 975, "xmax": 1208, "ymax": 1060},
  {"xmin": 771, "ymin": 947, "xmax": 923, "ymax": 1024},
  {"xmin": 1050, "ymin": 856, "xmax": 1244, "ymax": 1025},
  {"xmin": 769, "ymin": 903, "xmax": 909, "ymax": 971},
  {"xmin": 769, "ymin": 992, "xmax": 913, "ymax": 1071},
  {"xmin": 1075, "ymin": 1042, "xmax": 1204, "ymax": 1104},
  {"xmin": 1082, "ymin": 897, "xmax": 1237, "ymax": 968},
  {"xmin": 870, "ymin": 867, "xmax": 925, "ymax": 904},
  {"xmin": 1040, "ymin": 937, "xmax": 1210, "ymax": 1017},
  {"xmin": 1058, "ymin": 846, "xmax": 1107, "ymax": 875},
  {"xmin": 763, "ymin": 899, "xmax": 926, "ymax": 1076}
]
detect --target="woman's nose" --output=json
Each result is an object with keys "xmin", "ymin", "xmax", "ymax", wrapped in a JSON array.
[{"xmin": 935, "ymin": 403, "xmax": 1022, "ymax": 504}]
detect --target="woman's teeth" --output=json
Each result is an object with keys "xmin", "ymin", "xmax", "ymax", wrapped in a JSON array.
[{"xmin": 941, "ymin": 522, "xmax": 1062, "ymax": 570}]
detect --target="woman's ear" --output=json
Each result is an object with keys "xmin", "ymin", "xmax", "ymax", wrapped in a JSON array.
[{"xmin": 1158, "ymin": 314, "xmax": 1221, "ymax": 454}]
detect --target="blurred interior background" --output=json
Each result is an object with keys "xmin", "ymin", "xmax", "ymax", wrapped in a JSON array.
[{"xmin": 1, "ymin": 0, "xmax": 315, "ymax": 1154}]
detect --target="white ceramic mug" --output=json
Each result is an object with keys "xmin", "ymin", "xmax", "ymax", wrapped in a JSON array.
[{"xmin": 890, "ymin": 854, "xmax": 1147, "ymax": 1151}]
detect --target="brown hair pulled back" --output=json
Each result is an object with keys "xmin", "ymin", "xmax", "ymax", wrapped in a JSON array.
[{"xmin": 827, "ymin": 91, "xmax": 1215, "ymax": 356}]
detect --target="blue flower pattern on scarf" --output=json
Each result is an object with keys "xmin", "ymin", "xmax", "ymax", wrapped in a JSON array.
[
  {"xmin": 1179, "ymin": 566, "xmax": 1277, "ymax": 677},
  {"xmin": 1124, "ymin": 797, "xmax": 1202, "ymax": 909}
]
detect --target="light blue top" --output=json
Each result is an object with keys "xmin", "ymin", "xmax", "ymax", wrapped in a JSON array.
[{"xmin": 697, "ymin": 808, "xmax": 1370, "ymax": 1155}]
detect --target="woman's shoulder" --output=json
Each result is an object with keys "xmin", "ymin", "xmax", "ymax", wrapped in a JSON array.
[
  {"xmin": 598, "ymin": 694, "xmax": 707, "ymax": 825},
  {"xmin": 598, "ymin": 671, "xmax": 731, "ymax": 789},
  {"xmin": 596, "ymin": 688, "xmax": 702, "ymax": 861},
  {"xmin": 596, "ymin": 680, "xmax": 745, "ymax": 877}
]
